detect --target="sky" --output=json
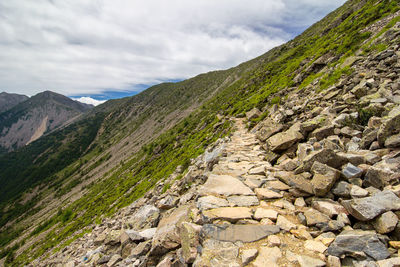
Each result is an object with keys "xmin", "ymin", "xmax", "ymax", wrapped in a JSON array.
[{"xmin": 0, "ymin": 0, "xmax": 346, "ymax": 105}]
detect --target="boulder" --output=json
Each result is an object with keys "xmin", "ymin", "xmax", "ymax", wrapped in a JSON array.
[
  {"xmin": 151, "ymin": 205, "xmax": 191, "ymax": 255},
  {"xmin": 276, "ymin": 215, "xmax": 297, "ymax": 231},
  {"xmin": 179, "ymin": 222, "xmax": 202, "ymax": 263},
  {"xmin": 310, "ymin": 161, "xmax": 341, "ymax": 196},
  {"xmin": 192, "ymin": 239, "xmax": 240, "ymax": 267},
  {"xmin": 310, "ymin": 125, "xmax": 335, "ymax": 141},
  {"xmin": 372, "ymin": 211, "xmax": 398, "ymax": 234},
  {"xmin": 342, "ymin": 163, "xmax": 363, "ymax": 179},
  {"xmin": 341, "ymin": 190, "xmax": 400, "ymax": 221},
  {"xmin": 267, "ymin": 129, "xmax": 303, "ymax": 152},
  {"xmin": 200, "ymin": 224, "xmax": 280, "ymax": 243},
  {"xmin": 377, "ymin": 105, "xmax": 400, "ymax": 146},
  {"xmin": 296, "ymin": 149, "xmax": 347, "ymax": 173},
  {"xmin": 197, "ymin": 195, "xmax": 229, "ymax": 210},
  {"xmin": 304, "ymin": 208, "xmax": 330, "ymax": 226},
  {"xmin": 125, "ymin": 205, "xmax": 160, "ymax": 230},
  {"xmin": 385, "ymin": 133, "xmax": 400, "ymax": 148},
  {"xmin": 246, "ymin": 108, "xmax": 261, "ymax": 120},
  {"xmin": 327, "ymin": 230, "xmax": 390, "ymax": 261},
  {"xmin": 256, "ymin": 118, "xmax": 284, "ymax": 142},
  {"xmin": 253, "ymin": 208, "xmax": 278, "ymax": 221},
  {"xmin": 312, "ymin": 200, "xmax": 348, "ymax": 218},
  {"xmin": 363, "ymin": 166, "xmax": 395, "ymax": 189},
  {"xmin": 275, "ymin": 171, "xmax": 313, "ymax": 195}
]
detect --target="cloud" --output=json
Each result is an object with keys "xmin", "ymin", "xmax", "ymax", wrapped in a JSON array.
[
  {"xmin": 0, "ymin": 0, "xmax": 346, "ymax": 97},
  {"xmin": 72, "ymin": 96, "xmax": 106, "ymax": 106}
]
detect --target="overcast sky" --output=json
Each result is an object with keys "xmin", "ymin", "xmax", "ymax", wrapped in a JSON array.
[{"xmin": 0, "ymin": 0, "xmax": 346, "ymax": 104}]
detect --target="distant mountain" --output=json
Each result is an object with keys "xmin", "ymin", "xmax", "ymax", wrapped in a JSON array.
[
  {"xmin": 0, "ymin": 92, "xmax": 29, "ymax": 114},
  {"xmin": 0, "ymin": 91, "xmax": 93, "ymax": 153}
]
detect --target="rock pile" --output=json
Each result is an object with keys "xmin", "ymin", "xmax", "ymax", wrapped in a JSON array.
[{"xmin": 31, "ymin": 20, "xmax": 400, "ymax": 267}]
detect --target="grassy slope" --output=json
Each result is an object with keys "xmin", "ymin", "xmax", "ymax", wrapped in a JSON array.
[{"xmin": 1, "ymin": 0, "xmax": 400, "ymax": 264}]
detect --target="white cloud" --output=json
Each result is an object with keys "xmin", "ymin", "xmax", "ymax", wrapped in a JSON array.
[
  {"xmin": 72, "ymin": 96, "xmax": 106, "ymax": 106},
  {"xmin": 0, "ymin": 0, "xmax": 346, "ymax": 97}
]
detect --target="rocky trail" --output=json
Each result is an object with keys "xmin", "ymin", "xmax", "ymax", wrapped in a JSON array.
[{"xmin": 32, "ymin": 23, "xmax": 400, "ymax": 267}]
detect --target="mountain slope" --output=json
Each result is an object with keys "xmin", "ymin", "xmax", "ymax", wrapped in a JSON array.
[
  {"xmin": 0, "ymin": 92, "xmax": 28, "ymax": 114},
  {"xmin": 0, "ymin": 0, "xmax": 399, "ymax": 265},
  {"xmin": 0, "ymin": 91, "xmax": 92, "ymax": 153}
]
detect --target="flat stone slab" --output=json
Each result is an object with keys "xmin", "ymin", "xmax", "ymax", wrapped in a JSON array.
[
  {"xmin": 197, "ymin": 196, "xmax": 229, "ymax": 210},
  {"xmin": 255, "ymin": 188, "xmax": 283, "ymax": 199},
  {"xmin": 202, "ymin": 207, "xmax": 253, "ymax": 222},
  {"xmin": 201, "ymin": 224, "xmax": 280, "ymax": 243},
  {"xmin": 227, "ymin": 195, "xmax": 259, "ymax": 207},
  {"xmin": 199, "ymin": 174, "xmax": 255, "ymax": 196},
  {"xmin": 341, "ymin": 190, "xmax": 400, "ymax": 221}
]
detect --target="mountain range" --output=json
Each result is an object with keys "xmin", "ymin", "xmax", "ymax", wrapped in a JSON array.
[
  {"xmin": 0, "ymin": 0, "xmax": 400, "ymax": 266},
  {"xmin": 0, "ymin": 91, "xmax": 92, "ymax": 154}
]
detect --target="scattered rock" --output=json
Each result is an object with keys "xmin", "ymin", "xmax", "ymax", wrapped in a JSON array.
[
  {"xmin": 199, "ymin": 174, "xmax": 255, "ymax": 196},
  {"xmin": 241, "ymin": 249, "xmax": 258, "ymax": 265},
  {"xmin": 372, "ymin": 211, "xmax": 398, "ymax": 234},
  {"xmin": 341, "ymin": 190, "xmax": 400, "ymax": 221},
  {"xmin": 327, "ymin": 230, "xmax": 390, "ymax": 261},
  {"xmin": 252, "ymin": 247, "xmax": 282, "ymax": 267}
]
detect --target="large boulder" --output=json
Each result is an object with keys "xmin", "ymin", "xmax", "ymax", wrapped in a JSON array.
[
  {"xmin": 341, "ymin": 190, "xmax": 400, "ymax": 221},
  {"xmin": 363, "ymin": 166, "xmax": 395, "ymax": 189},
  {"xmin": 125, "ymin": 205, "xmax": 160, "ymax": 230},
  {"xmin": 377, "ymin": 105, "xmax": 400, "ymax": 147},
  {"xmin": 266, "ymin": 129, "xmax": 303, "ymax": 152},
  {"xmin": 256, "ymin": 118, "xmax": 284, "ymax": 142},
  {"xmin": 275, "ymin": 171, "xmax": 313, "ymax": 195},
  {"xmin": 150, "ymin": 205, "xmax": 191, "ymax": 255},
  {"xmin": 310, "ymin": 161, "xmax": 340, "ymax": 196},
  {"xmin": 327, "ymin": 230, "xmax": 390, "ymax": 261},
  {"xmin": 296, "ymin": 149, "xmax": 347, "ymax": 173}
]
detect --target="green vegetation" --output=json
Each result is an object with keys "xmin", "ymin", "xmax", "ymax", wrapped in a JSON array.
[{"xmin": 2, "ymin": 0, "xmax": 400, "ymax": 265}]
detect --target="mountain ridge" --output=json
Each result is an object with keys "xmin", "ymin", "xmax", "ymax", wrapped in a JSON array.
[{"xmin": 0, "ymin": 90, "xmax": 93, "ymax": 154}]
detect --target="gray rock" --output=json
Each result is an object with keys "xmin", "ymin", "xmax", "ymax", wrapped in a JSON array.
[
  {"xmin": 275, "ymin": 171, "xmax": 313, "ymax": 195},
  {"xmin": 125, "ymin": 205, "xmax": 160, "ymax": 230},
  {"xmin": 267, "ymin": 129, "xmax": 303, "ymax": 152},
  {"xmin": 151, "ymin": 205, "xmax": 190, "ymax": 255},
  {"xmin": 332, "ymin": 181, "xmax": 351, "ymax": 198},
  {"xmin": 310, "ymin": 125, "xmax": 335, "ymax": 141},
  {"xmin": 372, "ymin": 211, "xmax": 398, "ymax": 234},
  {"xmin": 327, "ymin": 230, "xmax": 390, "ymax": 261},
  {"xmin": 297, "ymin": 149, "xmax": 347, "ymax": 173},
  {"xmin": 107, "ymin": 254, "xmax": 122, "ymax": 267},
  {"xmin": 197, "ymin": 195, "xmax": 229, "ymax": 210},
  {"xmin": 364, "ymin": 166, "xmax": 395, "ymax": 189},
  {"xmin": 256, "ymin": 118, "xmax": 284, "ymax": 142},
  {"xmin": 377, "ymin": 105, "xmax": 400, "ymax": 147},
  {"xmin": 131, "ymin": 240, "xmax": 152, "ymax": 256},
  {"xmin": 341, "ymin": 190, "xmax": 400, "ymax": 221},
  {"xmin": 200, "ymin": 224, "xmax": 280, "ymax": 243},
  {"xmin": 342, "ymin": 163, "xmax": 363, "ymax": 179},
  {"xmin": 304, "ymin": 208, "xmax": 330, "ymax": 226},
  {"xmin": 192, "ymin": 239, "xmax": 240, "ymax": 267},
  {"xmin": 385, "ymin": 133, "xmax": 400, "ymax": 148},
  {"xmin": 311, "ymin": 161, "xmax": 341, "ymax": 196},
  {"xmin": 227, "ymin": 195, "xmax": 259, "ymax": 207}
]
